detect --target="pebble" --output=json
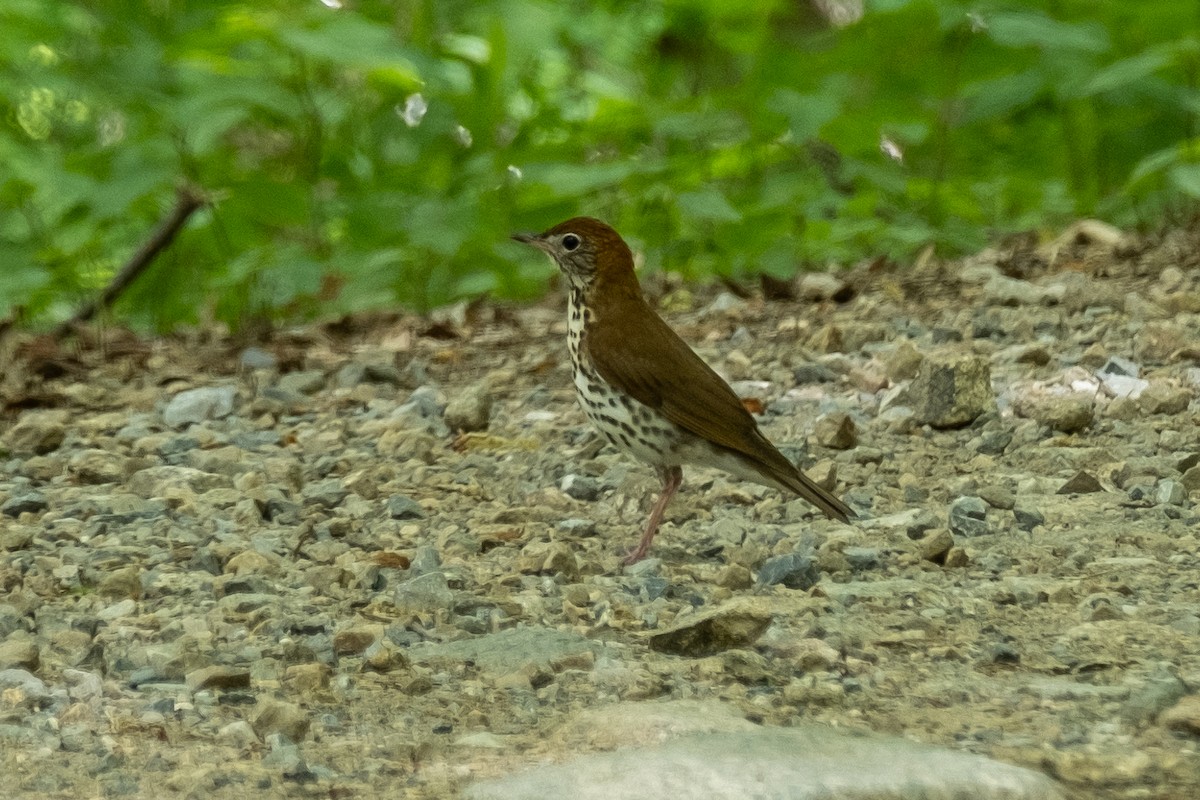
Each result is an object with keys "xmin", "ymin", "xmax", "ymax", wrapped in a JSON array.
[
  {"xmin": 252, "ymin": 698, "xmax": 311, "ymax": 742},
  {"xmin": 811, "ymin": 412, "xmax": 857, "ymax": 449},
  {"xmin": 444, "ymin": 381, "xmax": 494, "ymax": 432},
  {"xmin": 756, "ymin": 552, "xmax": 819, "ymax": 590},
  {"xmin": 560, "ymin": 474, "xmax": 601, "ymax": 501},
  {"xmin": 1, "ymin": 491, "xmax": 47, "ymax": 517},
  {"xmin": 948, "ymin": 496, "xmax": 990, "ymax": 537},
  {"xmin": 647, "ymin": 598, "xmax": 772, "ymax": 657},
  {"xmin": 162, "ymin": 386, "xmax": 236, "ymax": 428},
  {"xmin": 386, "ymin": 494, "xmax": 426, "ymax": 519},
  {"xmin": 909, "ymin": 353, "xmax": 993, "ymax": 428}
]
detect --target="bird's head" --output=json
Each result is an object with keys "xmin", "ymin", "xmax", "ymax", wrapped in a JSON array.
[{"xmin": 512, "ymin": 217, "xmax": 635, "ymax": 294}]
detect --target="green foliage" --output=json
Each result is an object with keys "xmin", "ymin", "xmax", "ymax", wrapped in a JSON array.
[{"xmin": 1, "ymin": 0, "xmax": 1199, "ymax": 330}]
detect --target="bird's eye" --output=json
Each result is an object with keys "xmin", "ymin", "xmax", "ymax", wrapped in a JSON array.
[{"xmin": 561, "ymin": 233, "xmax": 581, "ymax": 251}]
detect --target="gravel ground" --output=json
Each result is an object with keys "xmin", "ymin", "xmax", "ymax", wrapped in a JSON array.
[{"xmin": 1, "ymin": 222, "xmax": 1199, "ymax": 799}]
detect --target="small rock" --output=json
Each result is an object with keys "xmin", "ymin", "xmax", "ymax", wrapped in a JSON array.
[
  {"xmin": 301, "ymin": 479, "xmax": 348, "ymax": 509},
  {"xmin": 1123, "ymin": 671, "xmax": 1188, "ymax": 727},
  {"xmin": 393, "ymin": 571, "xmax": 454, "ymax": 615},
  {"xmin": 0, "ymin": 638, "xmax": 39, "ymax": 670},
  {"xmin": 252, "ymin": 698, "xmax": 311, "ymax": 743},
  {"xmin": 982, "ymin": 274, "xmax": 1061, "ymax": 306},
  {"xmin": 2, "ymin": 492, "xmax": 47, "ymax": 517},
  {"xmin": 239, "ymin": 347, "xmax": 277, "ymax": 370},
  {"xmin": 333, "ymin": 625, "xmax": 382, "ymax": 656},
  {"xmin": 1137, "ymin": 382, "xmax": 1191, "ymax": 415},
  {"xmin": 1155, "ymin": 479, "xmax": 1187, "ymax": 506},
  {"xmin": 757, "ymin": 552, "xmax": 819, "ymax": 590},
  {"xmin": 1013, "ymin": 500, "xmax": 1045, "ymax": 532},
  {"xmin": 807, "ymin": 324, "xmax": 843, "ymax": 353},
  {"xmin": 558, "ymin": 518, "xmax": 598, "ymax": 537},
  {"xmin": 797, "ymin": 273, "xmax": 845, "ymax": 301},
  {"xmin": 909, "ymin": 353, "xmax": 993, "ymax": 428},
  {"xmin": 185, "ymin": 665, "xmax": 251, "ymax": 691},
  {"xmin": 1017, "ymin": 394, "xmax": 1094, "ymax": 433},
  {"xmin": 518, "ymin": 542, "xmax": 580, "ymax": 581},
  {"xmin": 844, "ymin": 546, "xmax": 881, "ymax": 570},
  {"xmin": 386, "ymin": 495, "xmax": 426, "ymax": 520},
  {"xmin": 811, "ymin": 413, "xmax": 856, "ymax": 450},
  {"xmin": 882, "ymin": 340, "xmax": 923, "ymax": 382},
  {"xmin": 715, "ymin": 565, "xmax": 753, "ymax": 590},
  {"xmin": 276, "ymin": 370, "xmax": 326, "ymax": 395},
  {"xmin": 284, "ymin": 663, "xmax": 331, "ymax": 692},
  {"xmin": 948, "ymin": 496, "xmax": 990, "ymax": 537},
  {"xmin": 1159, "ymin": 695, "xmax": 1200, "ymax": 735},
  {"xmin": 1057, "ymin": 471, "xmax": 1104, "ymax": 495},
  {"xmin": 219, "ymin": 720, "xmax": 260, "ymax": 749},
  {"xmin": 648, "ymin": 598, "xmax": 772, "ymax": 657},
  {"xmin": 444, "ymin": 382, "xmax": 493, "ymax": 432},
  {"xmin": 4, "ymin": 410, "xmax": 67, "ymax": 454},
  {"xmin": 560, "ymin": 474, "xmax": 600, "ymax": 501},
  {"xmin": 917, "ymin": 528, "xmax": 954, "ymax": 562},
  {"xmin": 67, "ymin": 449, "xmax": 128, "ymax": 484},
  {"xmin": 98, "ymin": 566, "xmax": 142, "ymax": 599},
  {"xmin": 163, "ymin": 386, "xmax": 236, "ymax": 428},
  {"xmin": 792, "ymin": 363, "xmax": 836, "ymax": 384}
]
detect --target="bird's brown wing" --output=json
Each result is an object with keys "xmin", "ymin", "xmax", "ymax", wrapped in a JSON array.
[{"xmin": 586, "ymin": 300, "xmax": 851, "ymax": 522}]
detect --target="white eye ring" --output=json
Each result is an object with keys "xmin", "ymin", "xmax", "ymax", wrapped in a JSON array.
[{"xmin": 562, "ymin": 233, "xmax": 581, "ymax": 251}]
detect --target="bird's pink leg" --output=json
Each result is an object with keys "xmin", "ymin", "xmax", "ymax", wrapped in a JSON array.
[{"xmin": 624, "ymin": 466, "xmax": 683, "ymax": 565}]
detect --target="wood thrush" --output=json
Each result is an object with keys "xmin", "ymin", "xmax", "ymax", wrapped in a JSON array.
[{"xmin": 514, "ymin": 217, "xmax": 851, "ymax": 564}]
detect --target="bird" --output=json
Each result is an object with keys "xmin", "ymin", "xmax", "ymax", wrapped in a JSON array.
[{"xmin": 513, "ymin": 217, "xmax": 851, "ymax": 564}]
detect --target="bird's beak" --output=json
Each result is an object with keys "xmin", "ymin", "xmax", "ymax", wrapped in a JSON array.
[{"xmin": 511, "ymin": 232, "xmax": 549, "ymax": 251}]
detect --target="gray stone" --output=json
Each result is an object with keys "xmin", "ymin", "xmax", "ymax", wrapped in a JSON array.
[
  {"xmin": 948, "ymin": 496, "xmax": 990, "ymax": 537},
  {"xmin": 239, "ymin": 347, "xmax": 277, "ymax": 370},
  {"xmin": 1057, "ymin": 471, "xmax": 1104, "ymax": 495},
  {"xmin": 2, "ymin": 492, "xmax": 47, "ymax": 517},
  {"xmin": 276, "ymin": 370, "xmax": 326, "ymax": 395},
  {"xmin": 1155, "ymin": 479, "xmax": 1187, "ymax": 506},
  {"xmin": 185, "ymin": 665, "xmax": 251, "ymax": 691},
  {"xmin": 793, "ymin": 363, "xmax": 836, "ymax": 384},
  {"xmin": 982, "ymin": 274, "xmax": 1063, "ymax": 306},
  {"xmin": 1012, "ymin": 500, "xmax": 1045, "ymax": 532},
  {"xmin": 844, "ymin": 546, "xmax": 882, "ymax": 570},
  {"xmin": 558, "ymin": 518, "xmax": 598, "ymax": 537},
  {"xmin": 67, "ymin": 449, "xmax": 128, "ymax": 484},
  {"xmin": 1137, "ymin": 383, "xmax": 1191, "ymax": 415},
  {"xmin": 1020, "ymin": 394, "xmax": 1094, "ymax": 433},
  {"xmin": 162, "ymin": 386, "xmax": 236, "ymax": 428},
  {"xmin": 301, "ymin": 479, "xmax": 348, "ymax": 508},
  {"xmin": 757, "ymin": 552, "xmax": 819, "ymax": 590},
  {"xmin": 409, "ymin": 626, "xmax": 596, "ymax": 677},
  {"xmin": 444, "ymin": 382, "xmax": 493, "ymax": 432},
  {"xmin": 4, "ymin": 410, "xmax": 67, "ymax": 455},
  {"xmin": 252, "ymin": 698, "xmax": 310, "ymax": 742},
  {"xmin": 393, "ymin": 571, "xmax": 454, "ymax": 614},
  {"xmin": 648, "ymin": 598, "xmax": 772, "ymax": 657},
  {"xmin": 0, "ymin": 638, "xmax": 40, "ymax": 670},
  {"xmin": 560, "ymin": 474, "xmax": 600, "ymax": 501},
  {"xmin": 386, "ymin": 494, "xmax": 426, "ymax": 520},
  {"xmin": 466, "ymin": 726, "xmax": 1065, "ymax": 800},
  {"xmin": 812, "ymin": 412, "xmax": 857, "ymax": 450},
  {"xmin": 909, "ymin": 353, "xmax": 993, "ymax": 428}
]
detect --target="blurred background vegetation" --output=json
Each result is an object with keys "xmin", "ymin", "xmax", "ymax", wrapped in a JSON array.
[{"xmin": 2, "ymin": 0, "xmax": 1199, "ymax": 331}]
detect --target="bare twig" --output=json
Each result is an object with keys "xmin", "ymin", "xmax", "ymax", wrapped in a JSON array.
[{"xmin": 55, "ymin": 185, "xmax": 207, "ymax": 337}]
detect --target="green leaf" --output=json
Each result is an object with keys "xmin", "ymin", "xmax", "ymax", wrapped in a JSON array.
[
  {"xmin": 677, "ymin": 188, "xmax": 741, "ymax": 223},
  {"xmin": 1169, "ymin": 163, "xmax": 1200, "ymax": 198},
  {"xmin": 767, "ymin": 88, "xmax": 841, "ymax": 140},
  {"xmin": 1080, "ymin": 48, "xmax": 1173, "ymax": 96},
  {"xmin": 987, "ymin": 11, "xmax": 1109, "ymax": 53}
]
